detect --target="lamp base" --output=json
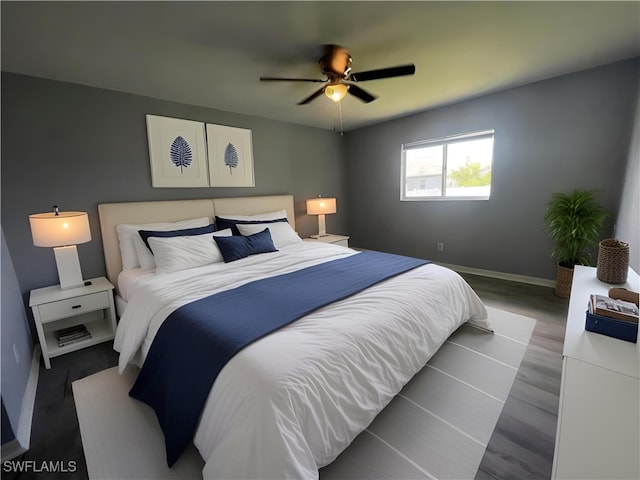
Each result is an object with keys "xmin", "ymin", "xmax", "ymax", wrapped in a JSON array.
[
  {"xmin": 310, "ymin": 234, "xmax": 330, "ymax": 239},
  {"xmin": 54, "ymin": 246, "xmax": 85, "ymax": 290},
  {"xmin": 314, "ymin": 214, "xmax": 328, "ymax": 238}
]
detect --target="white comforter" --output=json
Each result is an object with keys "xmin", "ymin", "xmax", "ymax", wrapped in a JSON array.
[{"xmin": 115, "ymin": 242, "xmax": 489, "ymax": 479}]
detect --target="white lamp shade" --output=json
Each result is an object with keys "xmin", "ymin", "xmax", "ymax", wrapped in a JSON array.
[
  {"xmin": 306, "ymin": 198, "xmax": 337, "ymax": 215},
  {"xmin": 29, "ymin": 211, "xmax": 91, "ymax": 247}
]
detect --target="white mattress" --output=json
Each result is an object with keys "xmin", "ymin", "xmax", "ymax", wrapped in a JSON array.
[{"xmin": 114, "ymin": 242, "xmax": 489, "ymax": 479}]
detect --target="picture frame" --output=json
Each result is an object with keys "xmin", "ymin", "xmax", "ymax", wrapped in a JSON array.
[
  {"xmin": 146, "ymin": 114, "xmax": 209, "ymax": 188},
  {"xmin": 206, "ymin": 124, "xmax": 255, "ymax": 187}
]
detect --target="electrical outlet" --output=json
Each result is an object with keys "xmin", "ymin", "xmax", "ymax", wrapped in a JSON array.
[{"xmin": 437, "ymin": 242, "xmax": 444, "ymax": 252}]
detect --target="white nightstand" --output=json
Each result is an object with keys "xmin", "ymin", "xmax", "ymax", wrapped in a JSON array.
[
  {"xmin": 29, "ymin": 276, "xmax": 117, "ymax": 369},
  {"xmin": 304, "ymin": 234, "xmax": 350, "ymax": 248}
]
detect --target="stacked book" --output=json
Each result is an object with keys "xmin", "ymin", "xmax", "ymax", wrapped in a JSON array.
[
  {"xmin": 55, "ymin": 324, "xmax": 92, "ymax": 347},
  {"xmin": 586, "ymin": 293, "xmax": 639, "ymax": 343},
  {"xmin": 589, "ymin": 294, "xmax": 639, "ymax": 324}
]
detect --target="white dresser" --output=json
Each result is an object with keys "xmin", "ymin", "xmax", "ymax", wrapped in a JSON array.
[{"xmin": 552, "ymin": 266, "xmax": 639, "ymax": 479}]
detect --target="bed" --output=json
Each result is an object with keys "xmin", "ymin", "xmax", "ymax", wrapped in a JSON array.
[{"xmin": 98, "ymin": 194, "xmax": 490, "ymax": 479}]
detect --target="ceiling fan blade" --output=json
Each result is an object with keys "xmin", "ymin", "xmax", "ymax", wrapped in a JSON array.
[
  {"xmin": 348, "ymin": 85, "xmax": 377, "ymax": 103},
  {"xmin": 297, "ymin": 87, "xmax": 325, "ymax": 105},
  {"xmin": 260, "ymin": 77, "xmax": 326, "ymax": 83},
  {"xmin": 350, "ymin": 64, "xmax": 416, "ymax": 82}
]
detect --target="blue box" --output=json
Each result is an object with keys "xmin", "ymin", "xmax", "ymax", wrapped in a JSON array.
[{"xmin": 585, "ymin": 311, "xmax": 638, "ymax": 343}]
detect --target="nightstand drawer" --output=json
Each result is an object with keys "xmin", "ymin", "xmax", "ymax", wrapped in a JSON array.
[{"xmin": 38, "ymin": 291, "xmax": 110, "ymax": 323}]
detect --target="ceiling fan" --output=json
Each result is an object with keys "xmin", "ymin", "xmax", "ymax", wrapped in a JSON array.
[{"xmin": 260, "ymin": 45, "xmax": 416, "ymax": 105}]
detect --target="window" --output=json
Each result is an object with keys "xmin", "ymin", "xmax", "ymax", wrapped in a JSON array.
[{"xmin": 401, "ymin": 130, "xmax": 494, "ymax": 200}]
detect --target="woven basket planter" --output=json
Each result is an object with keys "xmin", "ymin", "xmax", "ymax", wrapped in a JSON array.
[
  {"xmin": 555, "ymin": 264, "xmax": 574, "ymax": 298},
  {"xmin": 597, "ymin": 238, "xmax": 629, "ymax": 284}
]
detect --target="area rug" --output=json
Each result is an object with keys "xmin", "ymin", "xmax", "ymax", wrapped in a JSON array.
[{"xmin": 73, "ymin": 306, "xmax": 535, "ymax": 480}]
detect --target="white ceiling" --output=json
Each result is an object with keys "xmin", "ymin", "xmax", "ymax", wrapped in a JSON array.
[{"xmin": 2, "ymin": 2, "xmax": 639, "ymax": 131}]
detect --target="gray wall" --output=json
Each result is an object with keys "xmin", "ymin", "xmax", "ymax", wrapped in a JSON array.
[
  {"xmin": 615, "ymin": 84, "xmax": 640, "ymax": 272},
  {"xmin": 1, "ymin": 72, "xmax": 348, "ymax": 295},
  {"xmin": 1, "ymin": 229, "xmax": 34, "ymax": 436},
  {"xmin": 344, "ymin": 58, "xmax": 639, "ymax": 281}
]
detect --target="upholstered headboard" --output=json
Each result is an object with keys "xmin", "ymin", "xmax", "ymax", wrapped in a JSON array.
[{"xmin": 98, "ymin": 195, "xmax": 295, "ymax": 289}]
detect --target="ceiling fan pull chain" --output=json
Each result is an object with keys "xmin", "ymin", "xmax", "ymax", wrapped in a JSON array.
[{"xmin": 338, "ymin": 100, "xmax": 344, "ymax": 136}]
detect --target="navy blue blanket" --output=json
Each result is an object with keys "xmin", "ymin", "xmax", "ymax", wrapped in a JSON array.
[{"xmin": 129, "ymin": 250, "xmax": 429, "ymax": 466}]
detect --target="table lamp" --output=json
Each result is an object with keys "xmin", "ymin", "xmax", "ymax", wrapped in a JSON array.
[
  {"xmin": 306, "ymin": 197, "xmax": 336, "ymax": 238},
  {"xmin": 29, "ymin": 207, "xmax": 91, "ymax": 290}
]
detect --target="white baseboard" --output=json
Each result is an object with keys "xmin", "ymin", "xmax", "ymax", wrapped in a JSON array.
[
  {"xmin": 439, "ymin": 262, "xmax": 556, "ymax": 288},
  {"xmin": 1, "ymin": 346, "xmax": 41, "ymax": 462}
]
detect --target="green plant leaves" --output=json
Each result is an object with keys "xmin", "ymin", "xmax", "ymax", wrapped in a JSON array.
[{"xmin": 544, "ymin": 189, "xmax": 609, "ymax": 267}]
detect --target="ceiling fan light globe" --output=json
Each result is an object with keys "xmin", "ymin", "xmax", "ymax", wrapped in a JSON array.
[{"xmin": 325, "ymin": 84, "xmax": 348, "ymax": 103}]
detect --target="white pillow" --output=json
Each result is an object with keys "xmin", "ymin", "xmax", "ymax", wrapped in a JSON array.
[
  {"xmin": 237, "ymin": 222, "xmax": 302, "ymax": 249},
  {"xmin": 134, "ymin": 224, "xmax": 215, "ymax": 271},
  {"xmin": 216, "ymin": 209, "xmax": 287, "ymax": 221},
  {"xmin": 116, "ymin": 217, "xmax": 209, "ymax": 270},
  {"xmin": 134, "ymin": 239, "xmax": 156, "ymax": 271},
  {"xmin": 148, "ymin": 229, "xmax": 233, "ymax": 274}
]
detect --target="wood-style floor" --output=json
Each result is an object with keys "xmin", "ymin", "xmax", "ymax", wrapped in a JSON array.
[
  {"xmin": 466, "ymin": 274, "xmax": 567, "ymax": 480},
  {"xmin": 2, "ymin": 273, "xmax": 567, "ymax": 480}
]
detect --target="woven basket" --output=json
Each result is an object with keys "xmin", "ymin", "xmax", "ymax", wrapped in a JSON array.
[
  {"xmin": 555, "ymin": 264, "xmax": 574, "ymax": 298},
  {"xmin": 597, "ymin": 238, "xmax": 629, "ymax": 284}
]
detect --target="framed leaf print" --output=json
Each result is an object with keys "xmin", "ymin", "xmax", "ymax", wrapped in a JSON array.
[
  {"xmin": 206, "ymin": 124, "xmax": 255, "ymax": 187},
  {"xmin": 146, "ymin": 115, "xmax": 209, "ymax": 188}
]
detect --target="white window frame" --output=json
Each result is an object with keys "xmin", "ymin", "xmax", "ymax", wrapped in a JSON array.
[{"xmin": 400, "ymin": 129, "xmax": 494, "ymax": 201}]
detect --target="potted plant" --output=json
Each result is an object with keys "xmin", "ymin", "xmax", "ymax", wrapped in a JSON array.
[{"xmin": 544, "ymin": 189, "xmax": 609, "ymax": 297}]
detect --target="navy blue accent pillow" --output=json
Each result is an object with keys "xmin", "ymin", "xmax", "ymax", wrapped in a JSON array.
[
  {"xmin": 213, "ymin": 228, "xmax": 277, "ymax": 263},
  {"xmin": 214, "ymin": 216, "xmax": 288, "ymax": 235},
  {"xmin": 138, "ymin": 224, "xmax": 216, "ymax": 251}
]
